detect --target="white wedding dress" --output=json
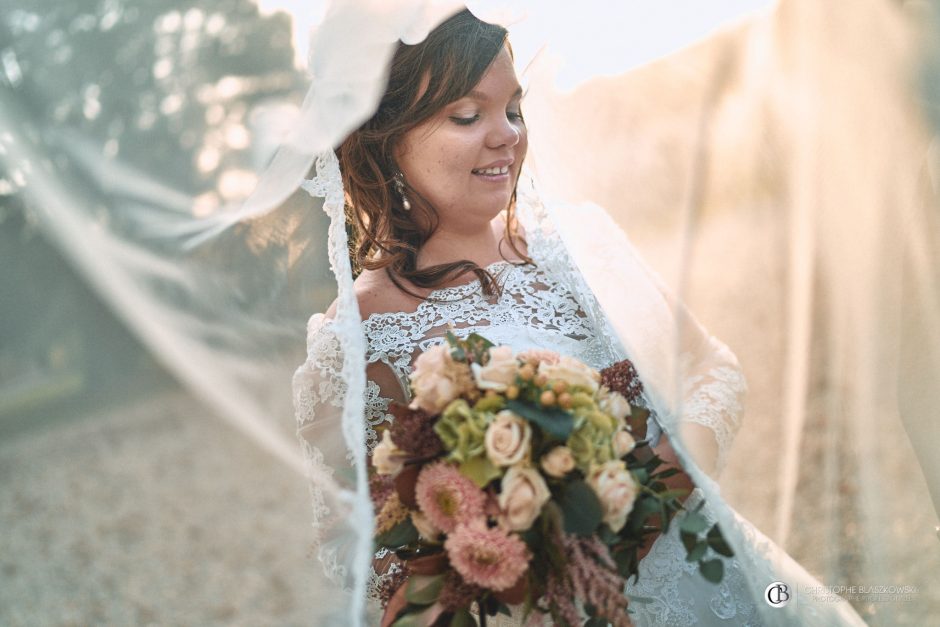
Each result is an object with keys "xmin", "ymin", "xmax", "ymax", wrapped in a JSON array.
[{"xmin": 292, "ymin": 176, "xmax": 868, "ymax": 626}]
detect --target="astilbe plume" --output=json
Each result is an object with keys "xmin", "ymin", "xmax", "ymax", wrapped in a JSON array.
[
  {"xmin": 542, "ymin": 570, "xmax": 581, "ymax": 626},
  {"xmin": 600, "ymin": 359, "xmax": 644, "ymax": 404},
  {"xmin": 389, "ymin": 403, "xmax": 444, "ymax": 458},
  {"xmin": 437, "ymin": 570, "xmax": 483, "ymax": 612},
  {"xmin": 562, "ymin": 534, "xmax": 631, "ymax": 627}
]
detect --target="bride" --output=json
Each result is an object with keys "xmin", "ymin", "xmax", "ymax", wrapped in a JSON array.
[{"xmin": 292, "ymin": 8, "xmax": 867, "ymax": 626}]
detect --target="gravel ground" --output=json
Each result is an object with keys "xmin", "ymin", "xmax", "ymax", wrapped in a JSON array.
[{"xmin": 0, "ymin": 390, "xmax": 319, "ymax": 627}]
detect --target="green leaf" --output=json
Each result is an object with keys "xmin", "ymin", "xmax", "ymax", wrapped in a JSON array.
[
  {"xmin": 559, "ymin": 480, "xmax": 603, "ymax": 536},
  {"xmin": 464, "ymin": 332, "xmax": 495, "ymax": 363},
  {"xmin": 376, "ymin": 518, "xmax": 419, "ymax": 549},
  {"xmin": 505, "ymin": 400, "xmax": 574, "ymax": 439},
  {"xmin": 392, "ymin": 603, "xmax": 444, "ymax": 627},
  {"xmin": 450, "ymin": 609, "xmax": 476, "ymax": 627},
  {"xmin": 679, "ymin": 511, "xmax": 709, "ymax": 535},
  {"xmin": 680, "ymin": 530, "xmax": 698, "ymax": 554},
  {"xmin": 459, "ymin": 455, "xmax": 502, "ymax": 488},
  {"xmin": 699, "ymin": 558, "xmax": 724, "ymax": 584},
  {"xmin": 685, "ymin": 540, "xmax": 707, "ymax": 563},
  {"xmin": 583, "ymin": 616, "xmax": 608, "ymax": 627},
  {"xmin": 496, "ymin": 602, "xmax": 512, "ymax": 617},
  {"xmin": 445, "ymin": 331, "xmax": 466, "ymax": 362},
  {"xmin": 405, "ymin": 574, "xmax": 445, "ymax": 605},
  {"xmin": 652, "ymin": 467, "xmax": 682, "ymax": 479},
  {"xmin": 632, "ymin": 468, "xmax": 649, "ymax": 485},
  {"xmin": 706, "ymin": 525, "xmax": 735, "ymax": 557}
]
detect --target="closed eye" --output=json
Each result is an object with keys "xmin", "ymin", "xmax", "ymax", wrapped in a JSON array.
[{"xmin": 450, "ymin": 115, "xmax": 479, "ymax": 126}]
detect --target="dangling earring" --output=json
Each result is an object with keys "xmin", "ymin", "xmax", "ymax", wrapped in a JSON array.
[{"xmin": 394, "ymin": 171, "xmax": 411, "ymax": 211}]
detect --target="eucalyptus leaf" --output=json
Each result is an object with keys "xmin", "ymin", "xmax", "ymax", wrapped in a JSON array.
[
  {"xmin": 405, "ymin": 574, "xmax": 445, "ymax": 605},
  {"xmin": 392, "ymin": 603, "xmax": 444, "ymax": 627},
  {"xmin": 376, "ymin": 518, "xmax": 419, "ymax": 548},
  {"xmin": 445, "ymin": 331, "xmax": 466, "ymax": 361},
  {"xmin": 559, "ymin": 480, "xmax": 603, "ymax": 536},
  {"xmin": 685, "ymin": 540, "xmax": 707, "ymax": 563},
  {"xmin": 505, "ymin": 399, "xmax": 574, "ymax": 439},
  {"xmin": 679, "ymin": 511, "xmax": 709, "ymax": 535},
  {"xmin": 450, "ymin": 609, "xmax": 476, "ymax": 626},
  {"xmin": 699, "ymin": 558, "xmax": 724, "ymax": 584},
  {"xmin": 680, "ymin": 530, "xmax": 698, "ymax": 554},
  {"xmin": 707, "ymin": 525, "xmax": 735, "ymax": 557}
]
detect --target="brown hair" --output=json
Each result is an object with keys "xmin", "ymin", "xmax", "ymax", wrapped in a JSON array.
[{"xmin": 336, "ymin": 9, "xmax": 531, "ymax": 299}]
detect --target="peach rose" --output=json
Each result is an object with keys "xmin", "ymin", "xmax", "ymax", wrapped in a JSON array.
[
  {"xmin": 409, "ymin": 344, "xmax": 473, "ymax": 414},
  {"xmin": 471, "ymin": 345, "xmax": 518, "ymax": 391},
  {"xmin": 588, "ymin": 461, "xmax": 638, "ymax": 533},
  {"xmin": 540, "ymin": 446, "xmax": 576, "ymax": 478},
  {"xmin": 538, "ymin": 356, "xmax": 600, "ymax": 393},
  {"xmin": 485, "ymin": 410, "xmax": 532, "ymax": 467},
  {"xmin": 373, "ymin": 430, "xmax": 405, "ymax": 476},
  {"xmin": 612, "ymin": 428, "xmax": 636, "ymax": 457},
  {"xmin": 498, "ymin": 466, "xmax": 551, "ymax": 531}
]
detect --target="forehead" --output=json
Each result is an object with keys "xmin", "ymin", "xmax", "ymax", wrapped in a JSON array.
[{"xmin": 458, "ymin": 48, "xmax": 522, "ymax": 102}]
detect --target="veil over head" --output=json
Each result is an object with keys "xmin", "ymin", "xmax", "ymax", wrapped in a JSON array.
[{"xmin": 2, "ymin": 0, "xmax": 938, "ymax": 624}]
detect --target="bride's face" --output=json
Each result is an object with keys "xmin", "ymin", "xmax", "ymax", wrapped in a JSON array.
[{"xmin": 394, "ymin": 47, "xmax": 526, "ymax": 228}]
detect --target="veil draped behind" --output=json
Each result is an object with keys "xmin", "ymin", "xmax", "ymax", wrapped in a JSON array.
[{"xmin": 2, "ymin": 0, "xmax": 938, "ymax": 624}]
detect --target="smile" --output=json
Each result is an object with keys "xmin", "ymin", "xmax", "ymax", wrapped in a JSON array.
[{"xmin": 472, "ymin": 165, "xmax": 509, "ymax": 176}]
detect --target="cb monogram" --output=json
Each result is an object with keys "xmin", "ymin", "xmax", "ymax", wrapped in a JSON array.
[{"xmin": 765, "ymin": 581, "xmax": 791, "ymax": 608}]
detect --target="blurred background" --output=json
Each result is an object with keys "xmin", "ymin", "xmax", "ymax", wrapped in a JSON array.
[{"xmin": 1, "ymin": 0, "xmax": 938, "ymax": 625}]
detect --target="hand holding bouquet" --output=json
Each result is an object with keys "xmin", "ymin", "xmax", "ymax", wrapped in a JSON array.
[{"xmin": 372, "ymin": 333, "xmax": 732, "ymax": 626}]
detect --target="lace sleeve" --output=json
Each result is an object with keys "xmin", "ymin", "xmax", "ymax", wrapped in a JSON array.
[
  {"xmin": 292, "ymin": 313, "xmax": 356, "ymax": 584},
  {"xmin": 677, "ymin": 333, "xmax": 747, "ymax": 477}
]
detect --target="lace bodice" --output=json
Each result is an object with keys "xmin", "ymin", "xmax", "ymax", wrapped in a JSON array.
[{"xmin": 356, "ymin": 258, "xmax": 623, "ymax": 451}]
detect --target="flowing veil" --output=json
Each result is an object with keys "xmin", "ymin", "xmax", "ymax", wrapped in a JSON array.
[{"xmin": 2, "ymin": 0, "xmax": 938, "ymax": 625}]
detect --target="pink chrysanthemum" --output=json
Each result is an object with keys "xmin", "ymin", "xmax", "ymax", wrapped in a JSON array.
[
  {"xmin": 444, "ymin": 524, "xmax": 530, "ymax": 592},
  {"xmin": 414, "ymin": 462, "xmax": 486, "ymax": 533}
]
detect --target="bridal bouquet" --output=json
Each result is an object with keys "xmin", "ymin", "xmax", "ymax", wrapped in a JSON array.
[{"xmin": 371, "ymin": 332, "xmax": 732, "ymax": 626}]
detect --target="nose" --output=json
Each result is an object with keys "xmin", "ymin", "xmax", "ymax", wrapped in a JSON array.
[{"xmin": 486, "ymin": 117, "xmax": 521, "ymax": 149}]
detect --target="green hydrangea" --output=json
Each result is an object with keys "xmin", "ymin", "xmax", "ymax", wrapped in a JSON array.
[
  {"xmin": 567, "ymin": 406, "xmax": 618, "ymax": 470},
  {"xmin": 433, "ymin": 400, "xmax": 490, "ymax": 462}
]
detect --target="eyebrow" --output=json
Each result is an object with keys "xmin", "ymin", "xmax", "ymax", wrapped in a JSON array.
[{"xmin": 464, "ymin": 86, "xmax": 524, "ymax": 102}]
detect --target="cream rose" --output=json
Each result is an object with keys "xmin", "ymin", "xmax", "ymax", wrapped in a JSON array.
[
  {"xmin": 471, "ymin": 345, "xmax": 518, "ymax": 391},
  {"xmin": 588, "ymin": 461, "xmax": 638, "ymax": 533},
  {"xmin": 411, "ymin": 511, "xmax": 442, "ymax": 542},
  {"xmin": 485, "ymin": 410, "xmax": 532, "ymax": 467},
  {"xmin": 409, "ymin": 344, "xmax": 473, "ymax": 414},
  {"xmin": 540, "ymin": 446, "xmax": 576, "ymax": 478},
  {"xmin": 372, "ymin": 430, "xmax": 405, "ymax": 476},
  {"xmin": 498, "ymin": 466, "xmax": 551, "ymax": 531},
  {"xmin": 612, "ymin": 428, "xmax": 636, "ymax": 457},
  {"xmin": 517, "ymin": 348, "xmax": 561, "ymax": 366},
  {"xmin": 599, "ymin": 389, "xmax": 632, "ymax": 423},
  {"xmin": 538, "ymin": 356, "xmax": 600, "ymax": 393}
]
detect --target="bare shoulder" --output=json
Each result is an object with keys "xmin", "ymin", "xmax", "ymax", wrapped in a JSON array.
[{"xmin": 322, "ymin": 268, "xmax": 422, "ymax": 321}]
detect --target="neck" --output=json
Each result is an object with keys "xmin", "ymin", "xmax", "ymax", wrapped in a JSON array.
[{"xmin": 416, "ymin": 217, "xmax": 504, "ymax": 270}]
